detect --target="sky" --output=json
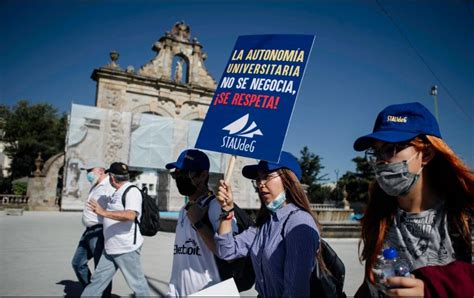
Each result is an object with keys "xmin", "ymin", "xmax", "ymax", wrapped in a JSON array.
[{"xmin": 1, "ymin": 0, "xmax": 473, "ymax": 182}]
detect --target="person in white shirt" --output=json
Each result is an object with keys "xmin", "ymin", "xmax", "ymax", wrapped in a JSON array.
[
  {"xmin": 72, "ymin": 162, "xmax": 114, "ymax": 296},
  {"xmin": 165, "ymin": 149, "xmax": 238, "ymax": 297},
  {"xmin": 81, "ymin": 162, "xmax": 149, "ymax": 297}
]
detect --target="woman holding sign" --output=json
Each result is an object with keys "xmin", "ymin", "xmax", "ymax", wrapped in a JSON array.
[
  {"xmin": 353, "ymin": 102, "xmax": 474, "ymax": 297},
  {"xmin": 214, "ymin": 151, "xmax": 320, "ymax": 297}
]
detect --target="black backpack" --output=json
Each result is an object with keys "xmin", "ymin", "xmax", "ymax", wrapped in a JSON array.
[
  {"xmin": 122, "ymin": 185, "xmax": 161, "ymax": 244},
  {"xmin": 201, "ymin": 197, "xmax": 256, "ymax": 292},
  {"xmin": 281, "ymin": 210, "xmax": 346, "ymax": 298}
]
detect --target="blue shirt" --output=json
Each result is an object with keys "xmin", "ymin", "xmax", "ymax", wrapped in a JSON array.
[{"xmin": 214, "ymin": 203, "xmax": 320, "ymax": 297}]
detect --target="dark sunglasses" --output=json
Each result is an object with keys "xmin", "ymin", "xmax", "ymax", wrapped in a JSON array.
[
  {"xmin": 170, "ymin": 170, "xmax": 200, "ymax": 180},
  {"xmin": 365, "ymin": 142, "xmax": 412, "ymax": 164},
  {"xmin": 170, "ymin": 170, "xmax": 190, "ymax": 180}
]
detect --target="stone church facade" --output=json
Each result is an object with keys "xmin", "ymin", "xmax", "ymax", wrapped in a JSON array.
[
  {"xmin": 61, "ymin": 22, "xmax": 260, "ymax": 211},
  {"xmin": 93, "ymin": 21, "xmax": 216, "ymax": 120}
]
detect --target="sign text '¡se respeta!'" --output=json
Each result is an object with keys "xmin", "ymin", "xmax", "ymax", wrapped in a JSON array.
[{"xmin": 221, "ymin": 136, "xmax": 256, "ymax": 153}]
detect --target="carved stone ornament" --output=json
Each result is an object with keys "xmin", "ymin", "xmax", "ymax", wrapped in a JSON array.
[
  {"xmin": 171, "ymin": 21, "xmax": 190, "ymax": 41},
  {"xmin": 138, "ymin": 22, "xmax": 216, "ymax": 89},
  {"xmin": 104, "ymin": 112, "xmax": 124, "ymax": 166},
  {"xmin": 174, "ymin": 59, "xmax": 183, "ymax": 82},
  {"xmin": 104, "ymin": 88, "xmax": 120, "ymax": 108},
  {"xmin": 106, "ymin": 50, "xmax": 121, "ymax": 69},
  {"xmin": 342, "ymin": 186, "xmax": 350, "ymax": 210},
  {"xmin": 34, "ymin": 152, "xmax": 44, "ymax": 177}
]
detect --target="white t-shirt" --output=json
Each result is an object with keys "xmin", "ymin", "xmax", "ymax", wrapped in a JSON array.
[
  {"xmin": 167, "ymin": 194, "xmax": 238, "ymax": 297},
  {"xmin": 82, "ymin": 176, "xmax": 115, "ymax": 227},
  {"xmin": 103, "ymin": 182, "xmax": 144, "ymax": 255}
]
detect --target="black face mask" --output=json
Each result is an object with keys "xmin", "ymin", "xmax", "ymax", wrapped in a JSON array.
[{"xmin": 176, "ymin": 176, "xmax": 197, "ymax": 196}]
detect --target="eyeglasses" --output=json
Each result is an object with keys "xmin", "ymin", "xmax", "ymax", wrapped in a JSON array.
[
  {"xmin": 251, "ymin": 173, "xmax": 281, "ymax": 190},
  {"xmin": 365, "ymin": 142, "xmax": 412, "ymax": 164}
]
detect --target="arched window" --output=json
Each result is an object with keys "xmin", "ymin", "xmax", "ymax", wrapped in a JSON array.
[{"xmin": 171, "ymin": 55, "xmax": 188, "ymax": 84}]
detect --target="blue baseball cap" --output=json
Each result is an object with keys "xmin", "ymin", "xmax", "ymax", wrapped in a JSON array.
[
  {"xmin": 242, "ymin": 151, "xmax": 302, "ymax": 181},
  {"xmin": 353, "ymin": 102, "xmax": 441, "ymax": 151},
  {"xmin": 165, "ymin": 149, "xmax": 210, "ymax": 172}
]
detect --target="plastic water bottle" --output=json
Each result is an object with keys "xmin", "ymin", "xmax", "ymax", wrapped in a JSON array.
[
  {"xmin": 381, "ymin": 247, "xmax": 411, "ymax": 280},
  {"xmin": 372, "ymin": 252, "xmax": 386, "ymax": 286}
]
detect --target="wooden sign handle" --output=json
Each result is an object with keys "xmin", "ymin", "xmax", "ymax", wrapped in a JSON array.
[{"xmin": 224, "ymin": 155, "xmax": 237, "ymax": 184}]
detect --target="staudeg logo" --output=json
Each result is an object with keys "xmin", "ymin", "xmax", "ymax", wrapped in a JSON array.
[
  {"xmin": 221, "ymin": 114, "xmax": 263, "ymax": 152},
  {"xmin": 222, "ymin": 113, "xmax": 263, "ymax": 138}
]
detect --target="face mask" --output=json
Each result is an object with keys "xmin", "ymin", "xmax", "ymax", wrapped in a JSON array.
[
  {"xmin": 266, "ymin": 191, "xmax": 286, "ymax": 212},
  {"xmin": 373, "ymin": 153, "xmax": 423, "ymax": 197},
  {"xmin": 86, "ymin": 172, "xmax": 99, "ymax": 185},
  {"xmin": 176, "ymin": 176, "xmax": 197, "ymax": 196}
]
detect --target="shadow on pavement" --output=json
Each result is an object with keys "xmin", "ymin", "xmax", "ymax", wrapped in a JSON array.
[
  {"xmin": 145, "ymin": 275, "xmax": 167, "ymax": 297},
  {"xmin": 56, "ymin": 280, "xmax": 121, "ymax": 297},
  {"xmin": 56, "ymin": 280, "xmax": 83, "ymax": 297}
]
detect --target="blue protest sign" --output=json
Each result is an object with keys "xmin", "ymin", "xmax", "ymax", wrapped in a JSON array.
[{"xmin": 195, "ymin": 34, "xmax": 315, "ymax": 162}]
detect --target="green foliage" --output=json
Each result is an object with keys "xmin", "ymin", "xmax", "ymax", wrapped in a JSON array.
[
  {"xmin": 312, "ymin": 185, "xmax": 334, "ymax": 203},
  {"xmin": 299, "ymin": 146, "xmax": 322, "ymax": 186},
  {"xmin": 298, "ymin": 146, "xmax": 329, "ymax": 203},
  {"xmin": 1, "ymin": 100, "xmax": 67, "ymax": 179},
  {"xmin": 12, "ymin": 181, "xmax": 27, "ymax": 195},
  {"xmin": 338, "ymin": 156, "xmax": 375, "ymax": 203}
]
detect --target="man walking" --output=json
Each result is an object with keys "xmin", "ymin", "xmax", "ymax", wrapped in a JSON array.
[
  {"xmin": 165, "ymin": 149, "xmax": 238, "ymax": 296},
  {"xmin": 81, "ymin": 162, "xmax": 149, "ymax": 296},
  {"xmin": 72, "ymin": 162, "xmax": 113, "ymax": 296}
]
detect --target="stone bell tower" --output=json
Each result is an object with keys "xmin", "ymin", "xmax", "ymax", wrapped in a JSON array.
[{"xmin": 91, "ymin": 21, "xmax": 217, "ymax": 120}]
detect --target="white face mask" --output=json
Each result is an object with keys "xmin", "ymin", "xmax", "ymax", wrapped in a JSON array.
[{"xmin": 373, "ymin": 153, "xmax": 423, "ymax": 196}]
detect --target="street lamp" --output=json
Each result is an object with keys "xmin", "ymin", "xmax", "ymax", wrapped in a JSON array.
[{"xmin": 430, "ymin": 85, "xmax": 439, "ymax": 121}]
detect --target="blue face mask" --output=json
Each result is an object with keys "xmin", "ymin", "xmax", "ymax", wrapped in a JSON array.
[
  {"xmin": 373, "ymin": 153, "xmax": 423, "ymax": 197},
  {"xmin": 86, "ymin": 172, "xmax": 98, "ymax": 185},
  {"xmin": 266, "ymin": 191, "xmax": 286, "ymax": 212}
]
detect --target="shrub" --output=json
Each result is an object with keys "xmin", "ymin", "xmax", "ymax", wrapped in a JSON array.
[{"xmin": 12, "ymin": 181, "xmax": 27, "ymax": 196}]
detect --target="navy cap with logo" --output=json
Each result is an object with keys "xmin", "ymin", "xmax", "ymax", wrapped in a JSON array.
[
  {"xmin": 353, "ymin": 102, "xmax": 442, "ymax": 151},
  {"xmin": 105, "ymin": 162, "xmax": 129, "ymax": 175},
  {"xmin": 242, "ymin": 151, "xmax": 302, "ymax": 181},
  {"xmin": 165, "ymin": 149, "xmax": 210, "ymax": 172}
]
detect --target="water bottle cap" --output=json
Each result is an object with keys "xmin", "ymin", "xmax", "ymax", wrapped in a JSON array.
[{"xmin": 383, "ymin": 247, "xmax": 398, "ymax": 260}]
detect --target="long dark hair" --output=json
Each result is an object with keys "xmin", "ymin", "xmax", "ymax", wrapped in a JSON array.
[
  {"xmin": 254, "ymin": 168, "xmax": 328, "ymax": 271},
  {"xmin": 359, "ymin": 136, "xmax": 474, "ymax": 283}
]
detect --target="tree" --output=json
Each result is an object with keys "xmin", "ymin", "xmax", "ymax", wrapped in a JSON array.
[
  {"xmin": 298, "ymin": 146, "xmax": 329, "ymax": 203},
  {"xmin": 1, "ymin": 100, "xmax": 67, "ymax": 179},
  {"xmin": 338, "ymin": 156, "xmax": 374, "ymax": 203}
]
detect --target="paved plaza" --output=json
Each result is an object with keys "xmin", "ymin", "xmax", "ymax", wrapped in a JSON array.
[{"xmin": 0, "ymin": 211, "xmax": 364, "ymax": 297}]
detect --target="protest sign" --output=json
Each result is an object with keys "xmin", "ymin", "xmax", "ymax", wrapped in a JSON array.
[
  {"xmin": 195, "ymin": 34, "xmax": 315, "ymax": 162},
  {"xmin": 189, "ymin": 278, "xmax": 240, "ymax": 296}
]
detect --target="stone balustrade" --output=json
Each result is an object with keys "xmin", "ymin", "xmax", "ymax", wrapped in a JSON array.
[
  {"xmin": 1, "ymin": 194, "xmax": 29, "ymax": 206},
  {"xmin": 310, "ymin": 203, "xmax": 337, "ymax": 210}
]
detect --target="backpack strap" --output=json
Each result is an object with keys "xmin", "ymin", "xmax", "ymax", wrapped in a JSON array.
[
  {"xmin": 280, "ymin": 209, "xmax": 300, "ymax": 239},
  {"xmin": 280, "ymin": 209, "xmax": 323, "ymax": 276},
  {"xmin": 121, "ymin": 185, "xmax": 140, "ymax": 245}
]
